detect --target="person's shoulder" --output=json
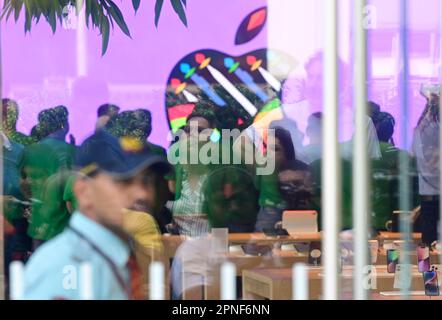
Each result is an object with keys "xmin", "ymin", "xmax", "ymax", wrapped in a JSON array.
[
  {"xmin": 24, "ymin": 231, "xmax": 89, "ymax": 299},
  {"xmin": 147, "ymin": 141, "xmax": 167, "ymax": 157},
  {"xmin": 26, "ymin": 232, "xmax": 74, "ymax": 265},
  {"xmin": 10, "ymin": 140, "xmax": 25, "ymax": 152},
  {"xmin": 294, "ymin": 159, "xmax": 310, "ymax": 170},
  {"xmin": 124, "ymin": 209, "xmax": 158, "ymax": 231},
  {"xmin": 283, "ymin": 159, "xmax": 310, "ymax": 171}
]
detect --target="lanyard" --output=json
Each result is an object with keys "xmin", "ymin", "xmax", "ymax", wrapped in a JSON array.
[{"xmin": 68, "ymin": 226, "xmax": 131, "ymax": 297}]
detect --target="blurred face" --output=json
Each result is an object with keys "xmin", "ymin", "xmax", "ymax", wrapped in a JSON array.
[
  {"xmin": 74, "ymin": 173, "xmax": 148, "ymax": 228},
  {"xmin": 267, "ymin": 137, "xmax": 286, "ymax": 169},
  {"xmin": 181, "ymin": 117, "xmax": 213, "ymax": 156},
  {"xmin": 132, "ymin": 170, "xmax": 157, "ymax": 212},
  {"xmin": 96, "ymin": 115, "xmax": 111, "ymax": 129},
  {"xmin": 183, "ymin": 117, "xmax": 211, "ymax": 138}
]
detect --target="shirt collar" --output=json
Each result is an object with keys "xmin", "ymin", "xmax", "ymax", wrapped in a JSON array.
[{"xmin": 69, "ymin": 212, "xmax": 130, "ymax": 268}]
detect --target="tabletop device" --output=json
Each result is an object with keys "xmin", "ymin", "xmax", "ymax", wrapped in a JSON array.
[
  {"xmin": 241, "ymin": 244, "xmax": 273, "ymax": 256},
  {"xmin": 423, "ymin": 269, "xmax": 440, "ymax": 296},
  {"xmin": 417, "ymin": 245, "xmax": 431, "ymax": 273},
  {"xmin": 387, "ymin": 249, "xmax": 399, "ymax": 273},
  {"xmin": 263, "ymin": 227, "xmax": 290, "ymax": 238},
  {"xmin": 282, "ymin": 210, "xmax": 318, "ymax": 235}
]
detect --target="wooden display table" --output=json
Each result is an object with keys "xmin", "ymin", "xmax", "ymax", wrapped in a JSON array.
[
  {"xmin": 242, "ymin": 266, "xmax": 429, "ymax": 300},
  {"xmin": 162, "ymin": 232, "xmax": 422, "ymax": 258}
]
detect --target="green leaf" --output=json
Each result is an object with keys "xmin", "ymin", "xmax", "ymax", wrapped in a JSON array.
[
  {"xmin": 90, "ymin": 0, "xmax": 99, "ymax": 27},
  {"xmin": 105, "ymin": 0, "xmax": 131, "ymax": 37},
  {"xmin": 1, "ymin": 1, "xmax": 12, "ymax": 19},
  {"xmin": 1, "ymin": 1, "xmax": 14, "ymax": 21},
  {"xmin": 75, "ymin": 0, "xmax": 85, "ymax": 14},
  {"xmin": 85, "ymin": 0, "xmax": 91, "ymax": 27},
  {"xmin": 181, "ymin": 0, "xmax": 186, "ymax": 7},
  {"xmin": 12, "ymin": 0, "xmax": 23, "ymax": 22},
  {"xmin": 24, "ymin": 0, "xmax": 32, "ymax": 33},
  {"xmin": 154, "ymin": 0, "xmax": 164, "ymax": 27},
  {"xmin": 101, "ymin": 15, "xmax": 110, "ymax": 55},
  {"xmin": 170, "ymin": 0, "xmax": 187, "ymax": 27},
  {"xmin": 47, "ymin": 0, "xmax": 58, "ymax": 33},
  {"xmin": 132, "ymin": 0, "xmax": 141, "ymax": 12}
]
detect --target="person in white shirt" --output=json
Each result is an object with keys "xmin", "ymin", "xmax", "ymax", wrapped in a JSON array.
[{"xmin": 412, "ymin": 91, "xmax": 440, "ymax": 245}]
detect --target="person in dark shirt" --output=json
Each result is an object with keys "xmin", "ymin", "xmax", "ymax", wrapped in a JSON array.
[
  {"xmin": 274, "ymin": 127, "xmax": 313, "ymax": 211},
  {"xmin": 96, "ymin": 103, "xmax": 120, "ymax": 131}
]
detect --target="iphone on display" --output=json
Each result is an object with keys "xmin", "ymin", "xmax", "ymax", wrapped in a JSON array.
[
  {"xmin": 387, "ymin": 249, "xmax": 399, "ymax": 273},
  {"xmin": 423, "ymin": 270, "xmax": 440, "ymax": 296},
  {"xmin": 417, "ymin": 245, "xmax": 431, "ymax": 273}
]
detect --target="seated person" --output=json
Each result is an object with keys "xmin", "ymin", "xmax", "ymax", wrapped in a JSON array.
[
  {"xmin": 167, "ymin": 104, "xmax": 218, "ymax": 237},
  {"xmin": 255, "ymin": 127, "xmax": 311, "ymax": 231}
]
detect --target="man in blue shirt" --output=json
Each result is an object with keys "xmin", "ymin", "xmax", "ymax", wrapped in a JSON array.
[{"xmin": 23, "ymin": 131, "xmax": 170, "ymax": 299}]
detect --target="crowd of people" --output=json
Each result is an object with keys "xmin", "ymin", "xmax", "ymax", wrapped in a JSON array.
[{"xmin": 1, "ymin": 57, "xmax": 441, "ymax": 300}]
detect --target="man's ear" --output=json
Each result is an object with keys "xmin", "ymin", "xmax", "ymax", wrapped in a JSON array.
[{"xmin": 73, "ymin": 177, "xmax": 87, "ymax": 199}]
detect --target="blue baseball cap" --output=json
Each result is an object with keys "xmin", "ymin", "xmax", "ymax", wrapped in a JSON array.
[{"xmin": 75, "ymin": 131, "xmax": 170, "ymax": 179}]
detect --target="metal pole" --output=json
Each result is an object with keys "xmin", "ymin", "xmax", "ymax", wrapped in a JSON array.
[
  {"xmin": 79, "ymin": 263, "xmax": 93, "ymax": 300},
  {"xmin": 9, "ymin": 261, "xmax": 24, "ymax": 300},
  {"xmin": 220, "ymin": 262, "xmax": 236, "ymax": 300},
  {"xmin": 353, "ymin": 0, "xmax": 370, "ymax": 301},
  {"xmin": 399, "ymin": 0, "xmax": 412, "ymax": 299},
  {"xmin": 149, "ymin": 262, "xmax": 165, "ymax": 300},
  {"xmin": 292, "ymin": 263, "xmax": 308, "ymax": 300},
  {"xmin": 322, "ymin": 0, "xmax": 341, "ymax": 301}
]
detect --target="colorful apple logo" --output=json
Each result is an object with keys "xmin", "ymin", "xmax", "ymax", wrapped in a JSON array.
[{"xmin": 165, "ymin": 7, "xmax": 297, "ymax": 133}]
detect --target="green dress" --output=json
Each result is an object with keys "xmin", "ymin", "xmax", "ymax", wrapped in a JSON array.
[
  {"xmin": 20, "ymin": 138, "xmax": 75, "ymax": 240},
  {"xmin": 310, "ymin": 143, "xmax": 419, "ymax": 231}
]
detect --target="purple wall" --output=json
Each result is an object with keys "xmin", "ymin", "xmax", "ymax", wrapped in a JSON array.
[
  {"xmin": 2, "ymin": 0, "xmax": 267, "ymax": 146},
  {"xmin": 3, "ymin": 0, "xmax": 442, "ymax": 150}
]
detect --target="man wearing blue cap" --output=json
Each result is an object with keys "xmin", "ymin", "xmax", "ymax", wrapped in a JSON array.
[{"xmin": 23, "ymin": 131, "xmax": 170, "ymax": 300}]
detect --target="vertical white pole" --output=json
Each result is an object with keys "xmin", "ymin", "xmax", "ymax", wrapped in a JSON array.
[
  {"xmin": 399, "ymin": 0, "xmax": 412, "ymax": 299},
  {"xmin": 220, "ymin": 262, "xmax": 236, "ymax": 300},
  {"xmin": 353, "ymin": 0, "xmax": 370, "ymax": 301},
  {"xmin": 79, "ymin": 263, "xmax": 93, "ymax": 300},
  {"xmin": 9, "ymin": 261, "xmax": 24, "ymax": 300},
  {"xmin": 149, "ymin": 262, "xmax": 165, "ymax": 300},
  {"xmin": 76, "ymin": 0, "xmax": 88, "ymax": 77},
  {"xmin": 292, "ymin": 263, "xmax": 308, "ymax": 300},
  {"xmin": 323, "ymin": 0, "xmax": 341, "ymax": 300}
]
